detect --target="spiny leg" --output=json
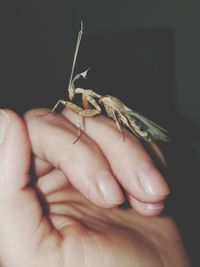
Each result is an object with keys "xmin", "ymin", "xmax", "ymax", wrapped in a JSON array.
[
  {"xmin": 73, "ymin": 113, "xmax": 81, "ymax": 144},
  {"xmin": 112, "ymin": 111, "xmax": 125, "ymax": 141},
  {"xmin": 126, "ymin": 116, "xmax": 144, "ymax": 140},
  {"xmin": 73, "ymin": 107, "xmax": 101, "ymax": 143},
  {"xmin": 74, "ymin": 106, "xmax": 102, "ymax": 142},
  {"xmin": 82, "ymin": 95, "xmax": 89, "ymax": 110},
  {"xmin": 52, "ymin": 99, "xmax": 67, "ymax": 112},
  {"xmin": 73, "ymin": 94, "xmax": 101, "ymax": 144},
  {"xmin": 84, "ymin": 95, "xmax": 101, "ymax": 112},
  {"xmin": 52, "ymin": 99, "xmax": 101, "ymax": 143},
  {"xmin": 105, "ymin": 107, "xmax": 123, "ymax": 134},
  {"xmin": 52, "ymin": 99, "xmax": 84, "ymax": 143}
]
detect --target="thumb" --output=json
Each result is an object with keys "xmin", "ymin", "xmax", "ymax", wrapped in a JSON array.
[
  {"xmin": 0, "ymin": 109, "xmax": 45, "ymax": 264},
  {"xmin": 0, "ymin": 109, "xmax": 31, "ymax": 191}
]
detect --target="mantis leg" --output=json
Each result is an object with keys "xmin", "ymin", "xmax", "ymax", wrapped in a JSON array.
[
  {"xmin": 74, "ymin": 104, "xmax": 101, "ymax": 143},
  {"xmin": 52, "ymin": 99, "xmax": 66, "ymax": 112},
  {"xmin": 112, "ymin": 112, "xmax": 122, "ymax": 132},
  {"xmin": 84, "ymin": 95, "xmax": 101, "ymax": 112},
  {"xmin": 112, "ymin": 111, "xmax": 125, "ymax": 141},
  {"xmin": 52, "ymin": 99, "xmax": 101, "ymax": 142},
  {"xmin": 52, "ymin": 99, "xmax": 84, "ymax": 113}
]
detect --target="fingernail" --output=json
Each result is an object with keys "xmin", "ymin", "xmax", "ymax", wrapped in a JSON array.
[
  {"xmin": 97, "ymin": 171, "xmax": 125, "ymax": 205},
  {"xmin": 138, "ymin": 165, "xmax": 170, "ymax": 196},
  {"xmin": 0, "ymin": 110, "xmax": 9, "ymax": 145},
  {"xmin": 136, "ymin": 202, "xmax": 164, "ymax": 211}
]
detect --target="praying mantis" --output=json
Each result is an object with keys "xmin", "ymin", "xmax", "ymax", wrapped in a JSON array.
[{"xmin": 52, "ymin": 22, "xmax": 168, "ymax": 144}]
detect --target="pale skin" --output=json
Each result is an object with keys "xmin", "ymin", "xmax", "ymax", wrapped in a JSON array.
[{"xmin": 0, "ymin": 108, "xmax": 191, "ymax": 267}]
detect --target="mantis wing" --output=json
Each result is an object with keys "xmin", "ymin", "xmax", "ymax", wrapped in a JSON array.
[{"xmin": 125, "ymin": 106, "xmax": 169, "ymax": 142}]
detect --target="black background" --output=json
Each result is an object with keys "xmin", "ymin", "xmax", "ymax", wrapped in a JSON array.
[{"xmin": 1, "ymin": 1, "xmax": 200, "ymax": 265}]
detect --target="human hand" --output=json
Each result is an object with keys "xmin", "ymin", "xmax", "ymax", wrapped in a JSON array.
[{"xmin": 0, "ymin": 109, "xmax": 190, "ymax": 266}]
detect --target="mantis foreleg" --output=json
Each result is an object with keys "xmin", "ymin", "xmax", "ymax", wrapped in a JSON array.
[{"xmin": 52, "ymin": 99, "xmax": 101, "ymax": 142}]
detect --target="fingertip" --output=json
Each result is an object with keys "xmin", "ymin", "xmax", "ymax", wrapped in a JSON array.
[
  {"xmin": 129, "ymin": 195, "xmax": 165, "ymax": 216},
  {"xmin": 96, "ymin": 170, "xmax": 125, "ymax": 207},
  {"xmin": 24, "ymin": 108, "xmax": 51, "ymax": 120},
  {"xmin": 137, "ymin": 165, "xmax": 170, "ymax": 199},
  {"xmin": 123, "ymin": 161, "xmax": 170, "ymax": 203}
]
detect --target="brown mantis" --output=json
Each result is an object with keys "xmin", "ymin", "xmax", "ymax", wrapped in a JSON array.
[{"xmin": 52, "ymin": 22, "xmax": 168, "ymax": 144}]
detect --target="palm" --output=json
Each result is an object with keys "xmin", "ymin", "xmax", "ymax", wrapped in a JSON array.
[{"xmin": 29, "ymin": 165, "xmax": 186, "ymax": 267}]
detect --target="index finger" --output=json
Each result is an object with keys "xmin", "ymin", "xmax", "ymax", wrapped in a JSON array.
[
  {"xmin": 62, "ymin": 108, "xmax": 170, "ymax": 204},
  {"xmin": 24, "ymin": 108, "xmax": 125, "ymax": 208}
]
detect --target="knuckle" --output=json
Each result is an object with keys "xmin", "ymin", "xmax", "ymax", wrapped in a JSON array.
[
  {"xmin": 24, "ymin": 108, "xmax": 51, "ymax": 122},
  {"xmin": 81, "ymin": 138, "xmax": 101, "ymax": 155}
]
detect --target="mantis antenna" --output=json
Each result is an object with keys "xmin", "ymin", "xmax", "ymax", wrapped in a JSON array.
[{"xmin": 67, "ymin": 21, "xmax": 84, "ymax": 93}]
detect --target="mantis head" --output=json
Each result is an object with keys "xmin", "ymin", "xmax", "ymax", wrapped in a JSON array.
[{"xmin": 68, "ymin": 68, "xmax": 91, "ymax": 100}]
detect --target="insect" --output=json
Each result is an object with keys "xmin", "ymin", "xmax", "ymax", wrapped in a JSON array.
[{"xmin": 52, "ymin": 22, "xmax": 168, "ymax": 144}]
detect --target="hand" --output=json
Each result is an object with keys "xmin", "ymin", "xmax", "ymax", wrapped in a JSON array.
[{"xmin": 0, "ymin": 109, "xmax": 190, "ymax": 267}]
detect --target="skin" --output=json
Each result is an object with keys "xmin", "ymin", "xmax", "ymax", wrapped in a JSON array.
[{"xmin": 0, "ymin": 108, "xmax": 190, "ymax": 267}]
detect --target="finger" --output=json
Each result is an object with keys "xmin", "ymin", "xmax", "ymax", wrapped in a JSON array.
[
  {"xmin": 37, "ymin": 168, "xmax": 93, "ymax": 207},
  {"xmin": 62, "ymin": 109, "xmax": 170, "ymax": 203},
  {"xmin": 32, "ymin": 156, "xmax": 53, "ymax": 177},
  {"xmin": 128, "ymin": 194, "xmax": 165, "ymax": 216},
  {"xmin": 0, "ymin": 109, "xmax": 54, "ymax": 264},
  {"xmin": 36, "ymin": 168, "xmax": 69, "ymax": 196},
  {"xmin": 24, "ymin": 108, "xmax": 125, "ymax": 208}
]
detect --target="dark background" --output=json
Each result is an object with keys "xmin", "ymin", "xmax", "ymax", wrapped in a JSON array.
[{"xmin": 1, "ymin": 1, "xmax": 200, "ymax": 265}]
